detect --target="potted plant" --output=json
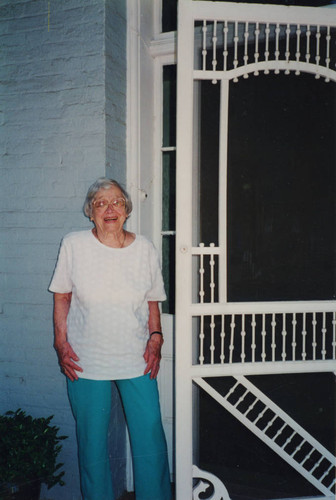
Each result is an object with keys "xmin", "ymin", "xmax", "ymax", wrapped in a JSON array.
[{"xmin": 0, "ymin": 409, "xmax": 67, "ymax": 500}]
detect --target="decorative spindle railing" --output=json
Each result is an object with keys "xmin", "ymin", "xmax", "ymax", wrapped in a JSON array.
[
  {"xmin": 195, "ymin": 376, "xmax": 336, "ymax": 498},
  {"xmin": 193, "ymin": 6, "xmax": 336, "ymax": 83},
  {"xmin": 194, "ymin": 309, "xmax": 336, "ymax": 368},
  {"xmin": 191, "ymin": 244, "xmax": 336, "ymax": 373}
]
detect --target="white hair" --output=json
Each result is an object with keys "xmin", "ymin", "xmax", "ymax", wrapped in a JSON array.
[{"xmin": 83, "ymin": 178, "xmax": 133, "ymax": 218}]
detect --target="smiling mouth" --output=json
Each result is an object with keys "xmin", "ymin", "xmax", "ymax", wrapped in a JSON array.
[{"xmin": 104, "ymin": 217, "xmax": 117, "ymax": 222}]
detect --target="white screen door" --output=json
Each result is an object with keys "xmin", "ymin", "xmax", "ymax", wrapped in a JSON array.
[{"xmin": 175, "ymin": 1, "xmax": 336, "ymax": 499}]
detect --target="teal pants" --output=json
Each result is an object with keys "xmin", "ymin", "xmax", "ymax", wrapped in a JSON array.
[{"xmin": 67, "ymin": 375, "xmax": 171, "ymax": 500}]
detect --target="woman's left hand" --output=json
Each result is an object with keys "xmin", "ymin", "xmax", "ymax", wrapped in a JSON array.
[{"xmin": 144, "ymin": 334, "xmax": 163, "ymax": 379}]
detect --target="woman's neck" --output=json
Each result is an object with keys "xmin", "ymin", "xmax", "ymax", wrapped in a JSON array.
[{"xmin": 93, "ymin": 227, "xmax": 126, "ymax": 248}]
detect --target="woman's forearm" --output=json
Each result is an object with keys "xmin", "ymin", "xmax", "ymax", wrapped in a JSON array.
[
  {"xmin": 148, "ymin": 301, "xmax": 162, "ymax": 335},
  {"xmin": 53, "ymin": 292, "xmax": 72, "ymax": 348},
  {"xmin": 53, "ymin": 292, "xmax": 82, "ymax": 380},
  {"xmin": 144, "ymin": 301, "xmax": 163, "ymax": 379}
]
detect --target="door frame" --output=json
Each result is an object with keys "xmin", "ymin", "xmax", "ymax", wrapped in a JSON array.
[{"xmin": 126, "ymin": 0, "xmax": 177, "ymax": 489}]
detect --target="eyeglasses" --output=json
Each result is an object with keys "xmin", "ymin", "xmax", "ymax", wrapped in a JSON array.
[{"xmin": 92, "ymin": 198, "xmax": 126, "ymax": 209}]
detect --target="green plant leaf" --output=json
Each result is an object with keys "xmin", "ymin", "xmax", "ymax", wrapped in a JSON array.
[{"xmin": 0, "ymin": 409, "xmax": 68, "ymax": 489}]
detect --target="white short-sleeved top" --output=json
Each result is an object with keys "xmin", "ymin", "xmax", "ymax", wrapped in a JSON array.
[{"xmin": 49, "ymin": 230, "xmax": 166, "ymax": 380}]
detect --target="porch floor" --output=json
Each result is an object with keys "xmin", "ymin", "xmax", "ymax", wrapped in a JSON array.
[
  {"xmin": 117, "ymin": 488, "xmax": 324, "ymax": 500},
  {"xmin": 116, "ymin": 478, "xmax": 325, "ymax": 500},
  {"xmin": 118, "ymin": 484, "xmax": 175, "ymax": 500}
]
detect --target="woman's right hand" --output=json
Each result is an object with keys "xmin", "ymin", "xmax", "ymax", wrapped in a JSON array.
[{"xmin": 54, "ymin": 341, "xmax": 83, "ymax": 381}]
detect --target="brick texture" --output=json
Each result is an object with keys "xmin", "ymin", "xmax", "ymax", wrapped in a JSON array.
[{"xmin": 0, "ymin": 1, "xmax": 127, "ymax": 498}]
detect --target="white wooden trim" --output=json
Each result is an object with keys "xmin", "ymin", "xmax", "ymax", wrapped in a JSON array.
[
  {"xmin": 126, "ymin": 0, "xmax": 141, "ymax": 235},
  {"xmin": 152, "ymin": 0, "xmax": 162, "ymax": 38},
  {"xmin": 125, "ymin": 2, "xmax": 141, "ymax": 489},
  {"xmin": 219, "ymin": 79, "xmax": 229, "ymax": 303},
  {"xmin": 150, "ymin": 31, "xmax": 177, "ymax": 60},
  {"xmin": 189, "ymin": 300, "xmax": 336, "ymax": 314},
  {"xmin": 190, "ymin": 1, "xmax": 336, "ymax": 25},
  {"xmin": 190, "ymin": 361, "xmax": 336, "ymax": 377},
  {"xmin": 152, "ymin": 55, "xmax": 164, "ymax": 252},
  {"xmin": 175, "ymin": 0, "xmax": 194, "ymax": 498},
  {"xmin": 193, "ymin": 64, "xmax": 336, "ymax": 83},
  {"xmin": 127, "ymin": 0, "xmax": 177, "ymax": 493}
]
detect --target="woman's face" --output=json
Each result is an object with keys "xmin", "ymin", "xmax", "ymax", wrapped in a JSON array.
[{"xmin": 91, "ymin": 185, "xmax": 127, "ymax": 234}]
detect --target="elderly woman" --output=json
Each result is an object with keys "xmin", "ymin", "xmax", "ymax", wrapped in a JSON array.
[{"xmin": 49, "ymin": 178, "xmax": 171, "ymax": 500}]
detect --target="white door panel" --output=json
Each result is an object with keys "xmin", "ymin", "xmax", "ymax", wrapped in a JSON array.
[{"xmin": 175, "ymin": 1, "xmax": 336, "ymax": 498}]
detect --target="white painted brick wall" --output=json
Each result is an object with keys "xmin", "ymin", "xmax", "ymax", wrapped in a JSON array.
[
  {"xmin": 105, "ymin": 2, "xmax": 128, "ymax": 497},
  {"xmin": 0, "ymin": 1, "xmax": 127, "ymax": 499},
  {"xmin": 105, "ymin": 0, "xmax": 127, "ymax": 183}
]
